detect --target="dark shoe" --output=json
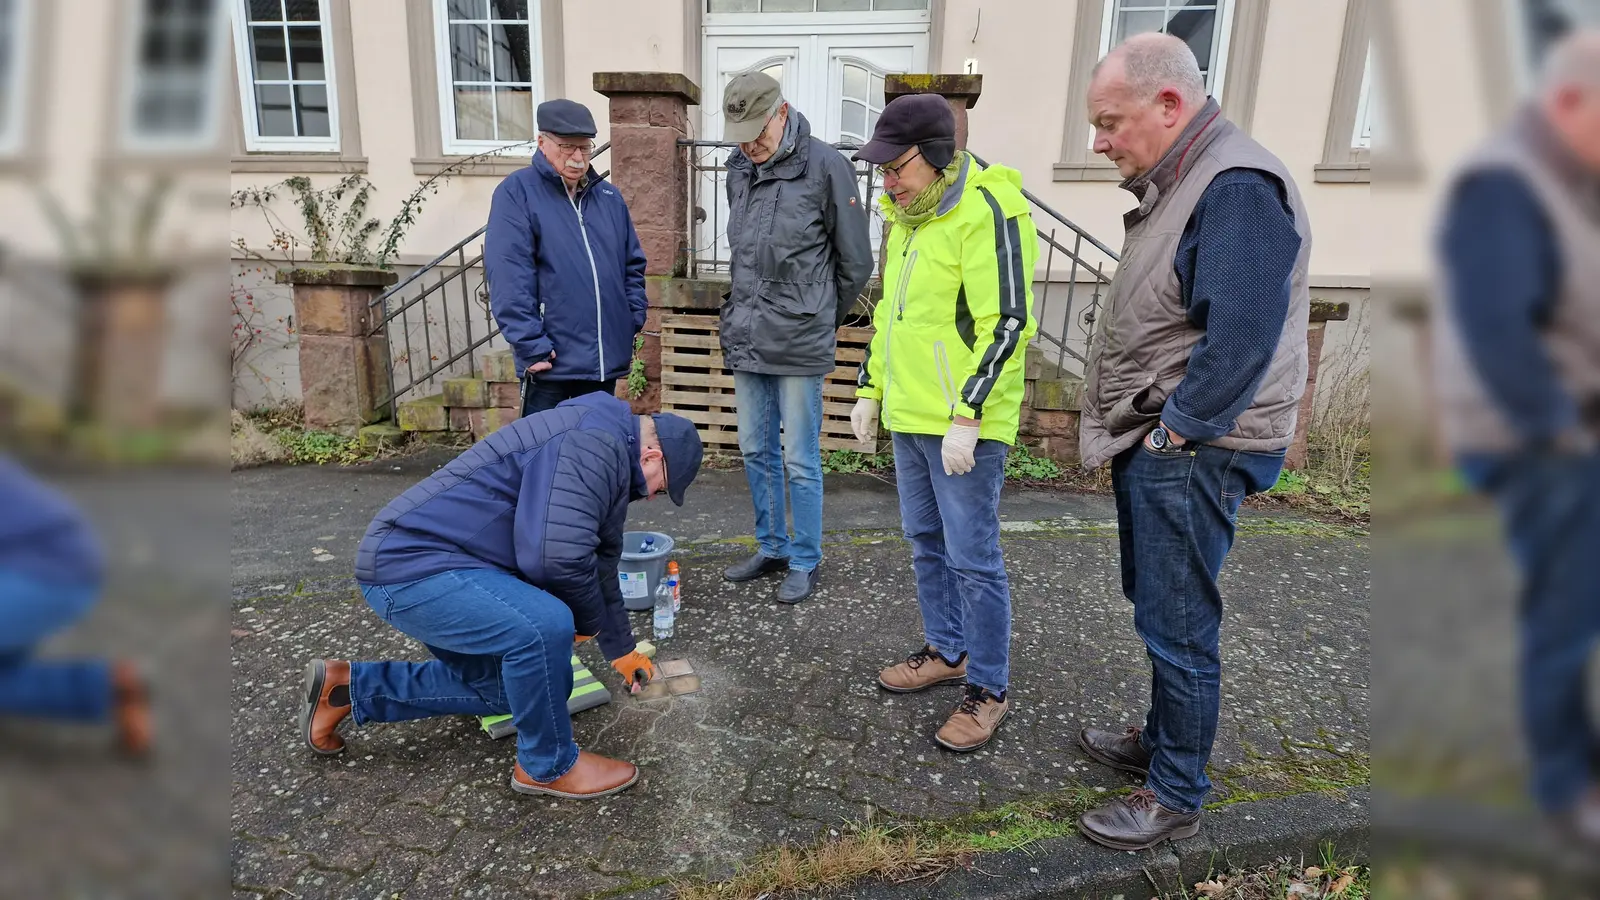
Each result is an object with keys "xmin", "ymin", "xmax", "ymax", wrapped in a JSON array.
[
  {"xmin": 112, "ymin": 661, "xmax": 151, "ymax": 758},
  {"xmin": 300, "ymin": 659, "xmax": 351, "ymax": 755},
  {"xmin": 877, "ymin": 645, "xmax": 967, "ymax": 693},
  {"xmin": 1079, "ymin": 789, "xmax": 1202, "ymax": 851},
  {"xmin": 776, "ymin": 568, "xmax": 818, "ymax": 604},
  {"xmin": 934, "ymin": 684, "xmax": 1010, "ymax": 752},
  {"xmin": 722, "ymin": 552, "xmax": 790, "ymax": 583},
  {"xmin": 1079, "ymin": 725, "xmax": 1151, "ymax": 778},
  {"xmin": 511, "ymin": 750, "xmax": 639, "ymax": 800}
]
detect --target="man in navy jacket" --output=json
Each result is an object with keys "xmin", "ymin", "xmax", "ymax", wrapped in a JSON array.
[
  {"xmin": 300, "ymin": 394, "xmax": 703, "ymax": 800},
  {"xmin": 486, "ymin": 99, "xmax": 649, "ymax": 416}
]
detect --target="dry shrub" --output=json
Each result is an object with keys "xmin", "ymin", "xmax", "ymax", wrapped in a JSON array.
[{"xmin": 230, "ymin": 409, "xmax": 286, "ymax": 468}]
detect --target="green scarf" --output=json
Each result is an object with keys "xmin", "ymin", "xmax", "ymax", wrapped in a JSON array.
[{"xmin": 885, "ymin": 152, "xmax": 967, "ymax": 230}]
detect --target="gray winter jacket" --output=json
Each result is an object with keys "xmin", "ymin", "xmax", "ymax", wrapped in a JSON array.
[{"xmin": 722, "ymin": 110, "xmax": 875, "ymax": 375}]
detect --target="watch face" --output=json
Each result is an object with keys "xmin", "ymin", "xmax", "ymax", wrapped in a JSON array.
[{"xmin": 1149, "ymin": 426, "xmax": 1168, "ymax": 450}]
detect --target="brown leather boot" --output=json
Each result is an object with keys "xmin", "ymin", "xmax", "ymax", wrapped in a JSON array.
[
  {"xmin": 111, "ymin": 661, "xmax": 150, "ymax": 758},
  {"xmin": 877, "ymin": 645, "xmax": 967, "ymax": 694},
  {"xmin": 510, "ymin": 750, "xmax": 639, "ymax": 800},
  {"xmin": 1079, "ymin": 725, "xmax": 1152, "ymax": 777},
  {"xmin": 299, "ymin": 659, "xmax": 351, "ymax": 755},
  {"xmin": 1079, "ymin": 789, "xmax": 1202, "ymax": 851},
  {"xmin": 934, "ymin": 684, "xmax": 1009, "ymax": 752}
]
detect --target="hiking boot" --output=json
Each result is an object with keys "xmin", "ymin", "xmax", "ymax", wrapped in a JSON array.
[
  {"xmin": 112, "ymin": 661, "xmax": 150, "ymax": 758},
  {"xmin": 722, "ymin": 553, "xmax": 790, "ymax": 583},
  {"xmin": 511, "ymin": 750, "xmax": 639, "ymax": 800},
  {"xmin": 934, "ymin": 684, "xmax": 1009, "ymax": 752},
  {"xmin": 300, "ymin": 659, "xmax": 351, "ymax": 755},
  {"xmin": 877, "ymin": 645, "xmax": 967, "ymax": 694},
  {"xmin": 776, "ymin": 568, "xmax": 818, "ymax": 604},
  {"xmin": 1079, "ymin": 725, "xmax": 1151, "ymax": 778},
  {"xmin": 1079, "ymin": 789, "xmax": 1202, "ymax": 851}
]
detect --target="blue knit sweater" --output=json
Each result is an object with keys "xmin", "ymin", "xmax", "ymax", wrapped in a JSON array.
[{"xmin": 1161, "ymin": 167, "xmax": 1302, "ymax": 443}]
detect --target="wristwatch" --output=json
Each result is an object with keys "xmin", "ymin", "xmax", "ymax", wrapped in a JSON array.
[{"xmin": 1148, "ymin": 424, "xmax": 1173, "ymax": 451}]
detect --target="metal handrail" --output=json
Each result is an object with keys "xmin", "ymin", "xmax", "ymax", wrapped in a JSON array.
[{"xmin": 967, "ymin": 151, "xmax": 1120, "ymax": 262}]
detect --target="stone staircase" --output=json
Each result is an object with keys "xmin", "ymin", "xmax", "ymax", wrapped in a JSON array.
[{"xmin": 370, "ymin": 348, "xmax": 526, "ymax": 449}]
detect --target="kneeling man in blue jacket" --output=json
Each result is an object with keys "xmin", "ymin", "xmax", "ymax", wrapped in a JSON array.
[{"xmin": 299, "ymin": 393, "xmax": 702, "ymax": 800}]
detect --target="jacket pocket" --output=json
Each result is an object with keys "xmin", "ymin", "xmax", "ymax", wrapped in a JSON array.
[
  {"xmin": 1102, "ymin": 376, "xmax": 1167, "ymax": 436},
  {"xmin": 757, "ymin": 279, "xmax": 828, "ymax": 319}
]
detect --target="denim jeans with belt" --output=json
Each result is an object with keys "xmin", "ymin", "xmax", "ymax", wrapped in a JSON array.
[
  {"xmin": 0, "ymin": 569, "xmax": 110, "ymax": 721},
  {"xmin": 355, "ymin": 568, "xmax": 579, "ymax": 782},
  {"xmin": 892, "ymin": 431, "xmax": 1012, "ymax": 696},
  {"xmin": 734, "ymin": 372, "xmax": 825, "ymax": 572},
  {"xmin": 1461, "ymin": 450, "xmax": 1600, "ymax": 813},
  {"xmin": 1111, "ymin": 440, "xmax": 1284, "ymax": 813}
]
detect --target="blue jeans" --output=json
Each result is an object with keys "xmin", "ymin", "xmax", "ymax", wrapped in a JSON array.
[
  {"xmin": 1462, "ymin": 451, "xmax": 1600, "ymax": 813},
  {"xmin": 355, "ymin": 568, "xmax": 579, "ymax": 782},
  {"xmin": 1111, "ymin": 441, "xmax": 1284, "ymax": 813},
  {"xmin": 892, "ymin": 431, "xmax": 1012, "ymax": 695},
  {"xmin": 0, "ymin": 569, "xmax": 110, "ymax": 721},
  {"xmin": 734, "ymin": 371, "xmax": 825, "ymax": 572}
]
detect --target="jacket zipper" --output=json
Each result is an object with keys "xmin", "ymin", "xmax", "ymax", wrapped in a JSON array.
[
  {"xmin": 569, "ymin": 186, "xmax": 605, "ymax": 378},
  {"xmin": 882, "ymin": 228, "xmax": 920, "ymax": 431}
]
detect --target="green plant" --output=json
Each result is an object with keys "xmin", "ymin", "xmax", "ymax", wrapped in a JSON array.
[
  {"xmin": 821, "ymin": 449, "xmax": 894, "ymax": 474},
  {"xmin": 36, "ymin": 173, "xmax": 175, "ymax": 275},
  {"xmin": 276, "ymin": 428, "xmax": 361, "ymax": 466},
  {"xmin": 626, "ymin": 334, "xmax": 648, "ymax": 399},
  {"xmin": 1271, "ymin": 469, "xmax": 1310, "ymax": 495},
  {"xmin": 1004, "ymin": 444, "xmax": 1063, "ymax": 482}
]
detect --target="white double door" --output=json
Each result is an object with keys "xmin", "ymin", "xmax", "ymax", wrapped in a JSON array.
[{"xmin": 698, "ymin": 29, "xmax": 926, "ymax": 272}]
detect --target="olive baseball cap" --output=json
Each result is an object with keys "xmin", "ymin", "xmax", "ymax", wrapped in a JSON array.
[{"xmin": 722, "ymin": 70, "xmax": 784, "ymax": 143}]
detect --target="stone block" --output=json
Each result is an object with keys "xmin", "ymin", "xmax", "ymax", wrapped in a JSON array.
[
  {"xmin": 290, "ymin": 283, "xmax": 376, "ymax": 336},
  {"xmin": 609, "ymin": 127, "xmax": 686, "ymax": 224},
  {"xmin": 442, "ymin": 377, "xmax": 488, "ymax": 408},
  {"xmin": 448, "ymin": 406, "xmax": 484, "ymax": 434},
  {"xmin": 593, "ymin": 72, "xmax": 701, "ymax": 106},
  {"xmin": 358, "ymin": 423, "xmax": 405, "ymax": 451},
  {"xmin": 1029, "ymin": 376, "xmax": 1083, "ymax": 411},
  {"xmin": 488, "ymin": 382, "xmax": 520, "ymax": 408},
  {"xmin": 1030, "ymin": 434, "xmax": 1081, "ymax": 466},
  {"xmin": 397, "ymin": 394, "xmax": 448, "ymax": 432},
  {"xmin": 474, "ymin": 406, "xmax": 519, "ymax": 439},
  {"xmin": 298, "ymin": 334, "xmax": 388, "ymax": 430},
  {"xmin": 1023, "ymin": 409, "xmax": 1078, "ymax": 439},
  {"xmin": 480, "ymin": 349, "xmax": 518, "ymax": 383}
]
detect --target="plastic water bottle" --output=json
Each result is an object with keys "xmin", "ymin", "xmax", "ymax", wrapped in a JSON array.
[
  {"xmin": 652, "ymin": 578, "xmax": 675, "ymax": 640},
  {"xmin": 666, "ymin": 561, "xmax": 681, "ymax": 613},
  {"xmin": 641, "ymin": 536, "xmax": 655, "ymax": 554}
]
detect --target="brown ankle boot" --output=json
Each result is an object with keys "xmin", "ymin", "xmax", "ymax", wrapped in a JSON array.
[
  {"xmin": 299, "ymin": 659, "xmax": 351, "ymax": 755},
  {"xmin": 111, "ymin": 661, "xmax": 150, "ymax": 758},
  {"xmin": 510, "ymin": 750, "xmax": 639, "ymax": 800}
]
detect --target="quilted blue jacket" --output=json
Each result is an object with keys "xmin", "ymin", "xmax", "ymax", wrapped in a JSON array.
[{"xmin": 353, "ymin": 393, "xmax": 644, "ymax": 660}]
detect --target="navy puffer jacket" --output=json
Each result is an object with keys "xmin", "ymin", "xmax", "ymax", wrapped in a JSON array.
[{"xmin": 354, "ymin": 393, "xmax": 643, "ymax": 661}]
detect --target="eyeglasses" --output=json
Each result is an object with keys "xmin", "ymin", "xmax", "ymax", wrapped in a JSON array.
[
  {"xmin": 878, "ymin": 149, "xmax": 922, "ymax": 179},
  {"xmin": 542, "ymin": 134, "xmax": 595, "ymax": 155}
]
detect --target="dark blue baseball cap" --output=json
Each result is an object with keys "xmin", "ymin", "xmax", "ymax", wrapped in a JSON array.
[
  {"xmin": 650, "ymin": 413, "xmax": 703, "ymax": 506},
  {"xmin": 536, "ymin": 99, "xmax": 597, "ymax": 138}
]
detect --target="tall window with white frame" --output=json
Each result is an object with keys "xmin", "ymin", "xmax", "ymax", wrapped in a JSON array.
[
  {"xmin": 1352, "ymin": 50, "xmax": 1374, "ymax": 151},
  {"xmin": 0, "ymin": 0, "xmax": 29, "ymax": 156},
  {"xmin": 435, "ymin": 0, "xmax": 541, "ymax": 156},
  {"xmin": 127, "ymin": 0, "xmax": 225, "ymax": 151},
  {"xmin": 838, "ymin": 62, "xmax": 885, "ymax": 147},
  {"xmin": 1099, "ymin": 0, "xmax": 1236, "ymax": 99},
  {"xmin": 233, "ymin": 0, "xmax": 338, "ymax": 152}
]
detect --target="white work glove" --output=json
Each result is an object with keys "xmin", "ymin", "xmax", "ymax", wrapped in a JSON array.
[
  {"xmin": 850, "ymin": 398, "xmax": 880, "ymax": 444},
  {"xmin": 941, "ymin": 423, "xmax": 981, "ymax": 476}
]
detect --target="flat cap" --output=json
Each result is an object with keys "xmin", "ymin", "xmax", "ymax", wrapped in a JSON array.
[{"xmin": 536, "ymin": 99, "xmax": 597, "ymax": 138}]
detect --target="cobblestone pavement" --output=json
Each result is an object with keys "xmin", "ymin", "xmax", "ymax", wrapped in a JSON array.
[{"xmin": 231, "ymin": 460, "xmax": 1369, "ymax": 899}]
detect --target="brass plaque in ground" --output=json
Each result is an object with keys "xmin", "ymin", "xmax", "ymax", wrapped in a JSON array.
[
  {"xmin": 658, "ymin": 658, "xmax": 695, "ymax": 679},
  {"xmin": 630, "ymin": 659, "xmax": 699, "ymax": 700}
]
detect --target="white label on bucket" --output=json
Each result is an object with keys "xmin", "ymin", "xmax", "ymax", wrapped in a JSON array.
[{"xmin": 618, "ymin": 571, "xmax": 648, "ymax": 600}]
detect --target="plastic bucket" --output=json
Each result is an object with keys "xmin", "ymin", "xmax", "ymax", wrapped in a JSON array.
[{"xmin": 619, "ymin": 531, "xmax": 674, "ymax": 611}]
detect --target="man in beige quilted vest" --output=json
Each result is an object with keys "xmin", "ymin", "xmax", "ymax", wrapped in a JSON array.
[
  {"xmin": 1433, "ymin": 30, "xmax": 1600, "ymax": 851},
  {"xmin": 1072, "ymin": 33, "xmax": 1311, "ymax": 852}
]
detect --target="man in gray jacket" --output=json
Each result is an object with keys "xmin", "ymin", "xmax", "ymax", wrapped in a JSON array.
[{"xmin": 717, "ymin": 70, "xmax": 874, "ymax": 604}]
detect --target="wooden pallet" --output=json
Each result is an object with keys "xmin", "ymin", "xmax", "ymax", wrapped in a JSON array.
[{"xmin": 659, "ymin": 313, "xmax": 883, "ymax": 454}]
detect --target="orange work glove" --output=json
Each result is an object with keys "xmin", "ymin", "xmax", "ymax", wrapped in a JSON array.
[
  {"xmin": 610, "ymin": 650, "xmax": 656, "ymax": 691},
  {"xmin": 574, "ymin": 634, "xmax": 595, "ymax": 645}
]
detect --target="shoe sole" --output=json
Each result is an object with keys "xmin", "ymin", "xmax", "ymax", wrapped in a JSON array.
[
  {"xmin": 934, "ymin": 706, "xmax": 1009, "ymax": 753},
  {"xmin": 509, "ymin": 767, "xmax": 640, "ymax": 800},
  {"xmin": 300, "ymin": 661, "xmax": 343, "ymax": 757},
  {"xmin": 1078, "ymin": 729, "xmax": 1151, "ymax": 778},
  {"xmin": 877, "ymin": 673, "xmax": 968, "ymax": 694},
  {"xmin": 1078, "ymin": 817, "xmax": 1201, "ymax": 852}
]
